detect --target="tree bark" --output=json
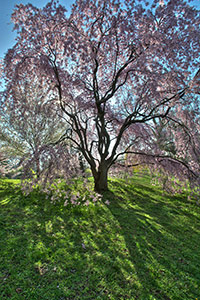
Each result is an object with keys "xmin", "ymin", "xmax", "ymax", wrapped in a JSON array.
[
  {"xmin": 35, "ymin": 158, "xmax": 40, "ymax": 179},
  {"xmin": 92, "ymin": 164, "xmax": 109, "ymax": 193}
]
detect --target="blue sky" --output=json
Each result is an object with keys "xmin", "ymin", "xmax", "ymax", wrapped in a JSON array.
[{"xmin": 0, "ymin": 0, "xmax": 200, "ymax": 59}]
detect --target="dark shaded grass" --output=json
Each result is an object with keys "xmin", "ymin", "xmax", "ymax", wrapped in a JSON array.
[{"xmin": 0, "ymin": 176, "xmax": 200, "ymax": 299}]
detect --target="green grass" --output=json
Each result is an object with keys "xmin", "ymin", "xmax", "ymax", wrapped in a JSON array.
[{"xmin": 0, "ymin": 175, "xmax": 200, "ymax": 299}]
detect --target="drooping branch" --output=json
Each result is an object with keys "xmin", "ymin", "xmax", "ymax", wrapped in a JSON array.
[{"xmin": 112, "ymin": 150, "xmax": 198, "ymax": 179}]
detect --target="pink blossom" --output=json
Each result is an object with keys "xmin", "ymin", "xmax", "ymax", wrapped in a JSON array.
[{"xmin": 1, "ymin": 0, "xmax": 200, "ymax": 195}]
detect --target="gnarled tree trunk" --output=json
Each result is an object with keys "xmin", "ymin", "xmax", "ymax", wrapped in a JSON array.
[{"xmin": 92, "ymin": 163, "xmax": 109, "ymax": 193}]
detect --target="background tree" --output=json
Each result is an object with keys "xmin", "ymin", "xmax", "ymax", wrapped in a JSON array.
[
  {"xmin": 2, "ymin": 0, "xmax": 200, "ymax": 192},
  {"xmin": 0, "ymin": 151, "xmax": 9, "ymax": 177},
  {"xmin": 0, "ymin": 75, "xmax": 71, "ymax": 179}
]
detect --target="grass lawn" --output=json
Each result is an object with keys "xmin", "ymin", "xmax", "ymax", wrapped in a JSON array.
[{"xmin": 0, "ymin": 175, "xmax": 200, "ymax": 299}]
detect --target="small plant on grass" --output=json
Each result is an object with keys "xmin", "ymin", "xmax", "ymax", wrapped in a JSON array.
[{"xmin": 21, "ymin": 177, "xmax": 103, "ymax": 207}]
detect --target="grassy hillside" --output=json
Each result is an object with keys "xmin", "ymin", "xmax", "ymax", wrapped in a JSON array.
[{"xmin": 0, "ymin": 176, "xmax": 200, "ymax": 299}]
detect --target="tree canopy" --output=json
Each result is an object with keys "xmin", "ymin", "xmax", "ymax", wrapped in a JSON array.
[{"xmin": 1, "ymin": 0, "xmax": 200, "ymax": 192}]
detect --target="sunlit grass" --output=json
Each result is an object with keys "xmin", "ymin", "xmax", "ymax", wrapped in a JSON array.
[{"xmin": 0, "ymin": 175, "xmax": 200, "ymax": 299}]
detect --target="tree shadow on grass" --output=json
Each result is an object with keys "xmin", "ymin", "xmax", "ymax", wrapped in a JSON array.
[
  {"xmin": 0, "ymin": 183, "xmax": 133, "ymax": 299},
  {"xmin": 0, "ymin": 183, "xmax": 87, "ymax": 299},
  {"xmin": 0, "ymin": 179, "xmax": 200, "ymax": 299},
  {"xmin": 105, "ymin": 179, "xmax": 200, "ymax": 299}
]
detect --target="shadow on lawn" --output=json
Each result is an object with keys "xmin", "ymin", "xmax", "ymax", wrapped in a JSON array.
[
  {"xmin": 105, "ymin": 180, "xmax": 200, "ymax": 299},
  {"xmin": 1, "ymin": 183, "xmax": 132, "ymax": 299},
  {"xmin": 0, "ymin": 179, "xmax": 200, "ymax": 300},
  {"xmin": 0, "ymin": 185, "xmax": 91, "ymax": 299}
]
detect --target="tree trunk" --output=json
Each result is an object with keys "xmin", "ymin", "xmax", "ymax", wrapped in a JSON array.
[
  {"xmin": 35, "ymin": 158, "xmax": 40, "ymax": 179},
  {"xmin": 92, "ymin": 164, "xmax": 109, "ymax": 193}
]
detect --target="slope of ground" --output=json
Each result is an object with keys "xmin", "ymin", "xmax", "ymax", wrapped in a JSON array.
[{"xmin": 0, "ymin": 176, "xmax": 200, "ymax": 299}]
